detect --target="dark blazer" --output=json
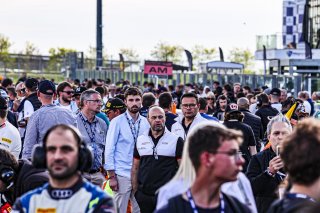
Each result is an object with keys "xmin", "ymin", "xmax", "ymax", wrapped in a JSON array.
[{"xmin": 246, "ymin": 148, "xmax": 285, "ymax": 213}]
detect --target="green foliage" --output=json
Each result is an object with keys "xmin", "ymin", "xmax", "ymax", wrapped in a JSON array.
[
  {"xmin": 228, "ymin": 48, "xmax": 254, "ymax": 72},
  {"xmin": 47, "ymin": 47, "xmax": 77, "ymax": 72},
  {"xmin": 119, "ymin": 48, "xmax": 139, "ymax": 61},
  {"xmin": 0, "ymin": 34, "xmax": 13, "ymax": 73},
  {"xmin": 191, "ymin": 45, "xmax": 216, "ymax": 64},
  {"xmin": 24, "ymin": 41, "xmax": 39, "ymax": 55},
  {"xmin": 150, "ymin": 42, "xmax": 183, "ymax": 63}
]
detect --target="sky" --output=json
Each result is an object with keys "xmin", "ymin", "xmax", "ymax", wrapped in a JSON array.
[{"xmin": 0, "ymin": 0, "xmax": 283, "ymax": 61}]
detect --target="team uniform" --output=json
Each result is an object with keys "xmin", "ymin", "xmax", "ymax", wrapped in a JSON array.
[
  {"xmin": 0, "ymin": 121, "xmax": 21, "ymax": 158},
  {"xmin": 12, "ymin": 178, "xmax": 114, "ymax": 213},
  {"xmin": 134, "ymin": 129, "xmax": 183, "ymax": 212}
]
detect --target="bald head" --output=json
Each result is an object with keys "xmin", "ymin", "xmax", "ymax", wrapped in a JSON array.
[
  {"xmin": 237, "ymin": 97, "xmax": 250, "ymax": 110},
  {"xmin": 148, "ymin": 106, "xmax": 165, "ymax": 118}
]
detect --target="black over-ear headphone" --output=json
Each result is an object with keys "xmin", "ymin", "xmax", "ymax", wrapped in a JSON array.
[
  {"xmin": 0, "ymin": 164, "xmax": 15, "ymax": 189},
  {"xmin": 32, "ymin": 125, "xmax": 93, "ymax": 173}
]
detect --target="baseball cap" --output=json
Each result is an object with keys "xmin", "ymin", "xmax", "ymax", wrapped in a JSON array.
[
  {"xmin": 38, "ymin": 80, "xmax": 56, "ymax": 95},
  {"xmin": 0, "ymin": 96, "xmax": 8, "ymax": 110},
  {"xmin": 103, "ymin": 98, "xmax": 126, "ymax": 112},
  {"xmin": 73, "ymin": 86, "xmax": 87, "ymax": 97},
  {"xmin": 25, "ymin": 78, "xmax": 38, "ymax": 89},
  {"xmin": 225, "ymin": 103, "xmax": 240, "ymax": 114},
  {"xmin": 270, "ymin": 88, "xmax": 281, "ymax": 96},
  {"xmin": 0, "ymin": 89, "xmax": 9, "ymax": 98}
]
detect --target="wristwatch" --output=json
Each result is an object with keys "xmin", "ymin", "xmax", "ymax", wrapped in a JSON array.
[{"xmin": 265, "ymin": 167, "xmax": 275, "ymax": 177}]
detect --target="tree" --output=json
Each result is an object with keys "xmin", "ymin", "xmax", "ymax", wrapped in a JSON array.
[
  {"xmin": 0, "ymin": 34, "xmax": 13, "ymax": 76},
  {"xmin": 119, "ymin": 48, "xmax": 139, "ymax": 61},
  {"xmin": 191, "ymin": 45, "xmax": 217, "ymax": 65},
  {"xmin": 228, "ymin": 48, "xmax": 254, "ymax": 72},
  {"xmin": 23, "ymin": 41, "xmax": 40, "ymax": 72},
  {"xmin": 47, "ymin": 47, "xmax": 77, "ymax": 72},
  {"xmin": 150, "ymin": 42, "xmax": 183, "ymax": 63},
  {"xmin": 24, "ymin": 41, "xmax": 39, "ymax": 55}
]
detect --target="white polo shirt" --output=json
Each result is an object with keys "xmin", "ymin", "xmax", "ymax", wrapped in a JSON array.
[{"xmin": 0, "ymin": 121, "xmax": 22, "ymax": 158}]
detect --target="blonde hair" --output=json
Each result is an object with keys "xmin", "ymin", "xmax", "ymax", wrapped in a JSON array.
[{"xmin": 169, "ymin": 121, "xmax": 225, "ymax": 188}]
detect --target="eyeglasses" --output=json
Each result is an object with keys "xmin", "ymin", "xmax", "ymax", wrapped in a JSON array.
[
  {"xmin": 181, "ymin": 103, "xmax": 197, "ymax": 109},
  {"xmin": 86, "ymin": 99, "xmax": 103, "ymax": 104},
  {"xmin": 206, "ymin": 98, "xmax": 214, "ymax": 100},
  {"xmin": 62, "ymin": 91, "xmax": 75, "ymax": 95},
  {"xmin": 214, "ymin": 150, "xmax": 243, "ymax": 161}
]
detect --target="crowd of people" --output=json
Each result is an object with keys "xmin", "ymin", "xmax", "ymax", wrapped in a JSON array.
[{"xmin": 0, "ymin": 76, "xmax": 320, "ymax": 213}]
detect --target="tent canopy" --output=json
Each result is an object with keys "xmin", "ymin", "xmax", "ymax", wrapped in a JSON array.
[{"xmin": 206, "ymin": 61, "xmax": 244, "ymax": 70}]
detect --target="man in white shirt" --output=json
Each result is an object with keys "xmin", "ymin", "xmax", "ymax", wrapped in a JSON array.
[
  {"xmin": 171, "ymin": 92, "xmax": 207, "ymax": 140},
  {"xmin": 54, "ymin": 81, "xmax": 78, "ymax": 114},
  {"xmin": 0, "ymin": 96, "xmax": 21, "ymax": 159},
  {"xmin": 298, "ymin": 91, "xmax": 312, "ymax": 115}
]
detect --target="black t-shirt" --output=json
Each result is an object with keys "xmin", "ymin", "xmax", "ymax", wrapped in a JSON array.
[
  {"xmin": 156, "ymin": 193, "xmax": 251, "ymax": 213},
  {"xmin": 255, "ymin": 105, "xmax": 279, "ymax": 135}
]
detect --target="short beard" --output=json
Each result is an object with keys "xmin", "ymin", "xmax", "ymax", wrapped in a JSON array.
[
  {"xmin": 62, "ymin": 96, "xmax": 71, "ymax": 104},
  {"xmin": 48, "ymin": 163, "xmax": 78, "ymax": 180},
  {"xmin": 128, "ymin": 106, "xmax": 140, "ymax": 114}
]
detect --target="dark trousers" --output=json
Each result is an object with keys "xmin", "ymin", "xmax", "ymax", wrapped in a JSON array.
[{"xmin": 135, "ymin": 190, "xmax": 157, "ymax": 213}]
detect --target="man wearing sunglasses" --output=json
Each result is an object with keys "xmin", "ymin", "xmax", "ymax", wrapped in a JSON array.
[
  {"xmin": 132, "ymin": 106, "xmax": 184, "ymax": 213},
  {"xmin": 55, "ymin": 81, "xmax": 78, "ymax": 114}
]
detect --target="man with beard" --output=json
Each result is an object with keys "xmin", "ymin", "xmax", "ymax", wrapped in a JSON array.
[
  {"xmin": 12, "ymin": 124, "xmax": 115, "ymax": 212},
  {"xmin": 131, "ymin": 106, "xmax": 184, "ymax": 213},
  {"xmin": 171, "ymin": 93, "xmax": 207, "ymax": 140},
  {"xmin": 55, "ymin": 81, "xmax": 78, "ymax": 114},
  {"xmin": 104, "ymin": 87, "xmax": 150, "ymax": 213},
  {"xmin": 213, "ymin": 95, "xmax": 229, "ymax": 121},
  {"xmin": 76, "ymin": 89, "xmax": 107, "ymax": 186}
]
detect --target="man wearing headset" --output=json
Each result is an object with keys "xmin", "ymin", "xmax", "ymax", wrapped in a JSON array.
[
  {"xmin": 12, "ymin": 124, "xmax": 115, "ymax": 213},
  {"xmin": 0, "ymin": 149, "xmax": 48, "ymax": 212}
]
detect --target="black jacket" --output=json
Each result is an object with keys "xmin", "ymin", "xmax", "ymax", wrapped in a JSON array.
[
  {"xmin": 255, "ymin": 105, "xmax": 279, "ymax": 136},
  {"xmin": 246, "ymin": 148, "xmax": 285, "ymax": 213},
  {"xmin": 240, "ymin": 109, "xmax": 264, "ymax": 150},
  {"xmin": 224, "ymin": 121, "xmax": 256, "ymax": 172},
  {"xmin": 17, "ymin": 92, "xmax": 41, "ymax": 114},
  {"xmin": 4, "ymin": 159, "xmax": 48, "ymax": 205},
  {"xmin": 267, "ymin": 197, "xmax": 317, "ymax": 213},
  {"xmin": 7, "ymin": 111, "xmax": 18, "ymax": 129}
]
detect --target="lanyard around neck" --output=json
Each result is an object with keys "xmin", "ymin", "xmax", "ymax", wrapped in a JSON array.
[
  {"xmin": 186, "ymin": 189, "xmax": 225, "ymax": 213},
  {"xmin": 125, "ymin": 112, "xmax": 141, "ymax": 143},
  {"xmin": 79, "ymin": 113, "xmax": 96, "ymax": 144}
]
